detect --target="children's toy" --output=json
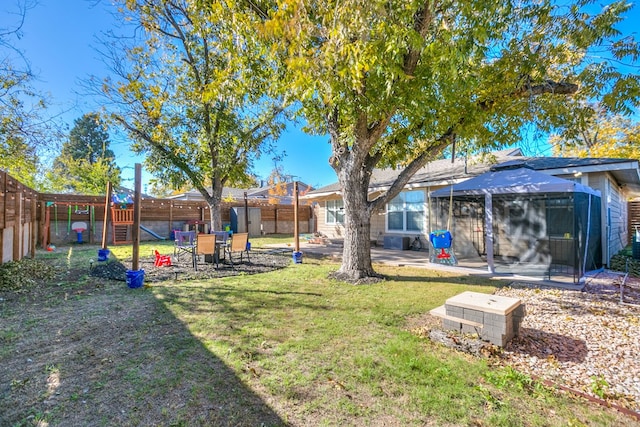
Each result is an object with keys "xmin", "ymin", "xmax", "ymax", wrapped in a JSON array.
[
  {"xmin": 429, "ymin": 230, "xmax": 457, "ymax": 265},
  {"xmin": 154, "ymin": 250, "xmax": 172, "ymax": 267},
  {"xmin": 71, "ymin": 221, "xmax": 87, "ymax": 244}
]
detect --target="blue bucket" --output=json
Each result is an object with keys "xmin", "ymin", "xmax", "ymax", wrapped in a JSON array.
[
  {"xmin": 97, "ymin": 249, "xmax": 110, "ymax": 262},
  {"xmin": 126, "ymin": 269, "xmax": 145, "ymax": 289},
  {"xmin": 292, "ymin": 251, "xmax": 303, "ymax": 264}
]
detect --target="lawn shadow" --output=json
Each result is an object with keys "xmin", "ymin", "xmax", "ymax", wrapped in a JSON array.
[
  {"xmin": 155, "ymin": 280, "xmax": 330, "ymax": 321},
  {"xmin": 0, "ymin": 279, "xmax": 287, "ymax": 426}
]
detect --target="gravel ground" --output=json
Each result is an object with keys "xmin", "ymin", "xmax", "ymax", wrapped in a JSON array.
[
  {"xmin": 90, "ymin": 248, "xmax": 295, "ymax": 283},
  {"xmin": 495, "ymin": 272, "xmax": 640, "ymax": 414}
]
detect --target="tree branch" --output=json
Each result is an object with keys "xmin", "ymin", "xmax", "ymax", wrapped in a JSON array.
[
  {"xmin": 241, "ymin": 0, "xmax": 269, "ymax": 21},
  {"xmin": 369, "ymin": 127, "xmax": 455, "ymax": 212},
  {"xmin": 404, "ymin": 0, "xmax": 434, "ymax": 76},
  {"xmin": 327, "ymin": 107, "xmax": 347, "ymax": 170},
  {"xmin": 239, "ymin": 105, "xmax": 285, "ymax": 141},
  {"xmin": 367, "ymin": 1, "xmax": 434, "ymax": 146},
  {"xmin": 479, "ymin": 80, "xmax": 579, "ymax": 110},
  {"xmin": 113, "ymin": 115, "xmax": 206, "ymax": 191},
  {"xmin": 367, "ymin": 78, "xmax": 578, "ymax": 211}
]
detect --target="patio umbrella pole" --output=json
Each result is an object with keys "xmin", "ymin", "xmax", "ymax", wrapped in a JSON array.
[{"xmin": 244, "ymin": 191, "xmax": 249, "ymax": 234}]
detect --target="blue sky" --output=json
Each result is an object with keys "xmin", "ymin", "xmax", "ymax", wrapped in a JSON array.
[
  {"xmin": 4, "ymin": 0, "xmax": 639, "ymax": 191},
  {"xmin": 5, "ymin": 0, "xmax": 335, "ymax": 190}
]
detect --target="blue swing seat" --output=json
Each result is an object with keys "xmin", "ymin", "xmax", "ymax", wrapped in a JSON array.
[
  {"xmin": 430, "ymin": 230, "xmax": 452, "ymax": 249},
  {"xmin": 429, "ymin": 230, "xmax": 457, "ymax": 265}
]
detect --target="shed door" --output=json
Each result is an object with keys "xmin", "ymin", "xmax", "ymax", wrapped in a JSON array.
[{"xmin": 234, "ymin": 207, "xmax": 262, "ymax": 237}]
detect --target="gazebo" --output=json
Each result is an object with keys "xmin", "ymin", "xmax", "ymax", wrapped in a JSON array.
[{"xmin": 430, "ymin": 167, "xmax": 602, "ymax": 282}]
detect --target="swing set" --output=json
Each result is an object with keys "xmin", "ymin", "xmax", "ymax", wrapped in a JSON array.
[
  {"xmin": 110, "ymin": 194, "xmax": 134, "ymax": 245},
  {"xmin": 429, "ymin": 187, "xmax": 457, "ymax": 265},
  {"xmin": 41, "ymin": 189, "xmax": 138, "ymax": 248},
  {"xmin": 41, "ymin": 202, "xmax": 100, "ymax": 248}
]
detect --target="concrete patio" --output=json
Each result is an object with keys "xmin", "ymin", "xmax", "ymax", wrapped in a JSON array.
[{"xmin": 269, "ymin": 240, "xmax": 586, "ymax": 290}]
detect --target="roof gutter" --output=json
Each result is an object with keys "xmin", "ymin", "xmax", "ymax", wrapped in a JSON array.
[{"xmin": 537, "ymin": 160, "xmax": 640, "ymax": 177}]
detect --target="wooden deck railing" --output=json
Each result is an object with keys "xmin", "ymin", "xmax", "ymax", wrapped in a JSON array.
[{"xmin": 111, "ymin": 208, "xmax": 134, "ymax": 225}]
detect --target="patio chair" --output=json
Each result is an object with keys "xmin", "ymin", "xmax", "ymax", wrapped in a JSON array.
[
  {"xmin": 195, "ymin": 233, "xmax": 217, "ymax": 270},
  {"xmin": 174, "ymin": 230, "xmax": 197, "ymax": 267},
  {"xmin": 225, "ymin": 232, "xmax": 250, "ymax": 267}
]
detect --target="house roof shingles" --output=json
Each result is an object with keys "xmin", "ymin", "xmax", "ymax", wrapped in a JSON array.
[
  {"xmin": 304, "ymin": 149, "xmax": 640, "ymax": 199},
  {"xmin": 306, "ymin": 148, "xmax": 523, "ymax": 199}
]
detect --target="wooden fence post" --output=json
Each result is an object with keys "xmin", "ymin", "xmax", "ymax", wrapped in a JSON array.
[
  {"xmin": 294, "ymin": 181, "xmax": 299, "ymax": 252},
  {"xmin": 13, "ymin": 184, "xmax": 23, "ymax": 262},
  {"xmin": 101, "ymin": 182, "xmax": 112, "ymax": 249},
  {"xmin": 132, "ymin": 164, "xmax": 142, "ymax": 271},
  {"xmin": 30, "ymin": 195, "xmax": 36, "ymax": 258}
]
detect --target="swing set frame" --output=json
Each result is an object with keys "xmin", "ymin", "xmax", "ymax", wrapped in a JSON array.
[{"xmin": 41, "ymin": 201, "xmax": 102, "ymax": 248}]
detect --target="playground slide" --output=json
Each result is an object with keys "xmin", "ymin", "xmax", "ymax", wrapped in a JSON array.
[{"xmin": 140, "ymin": 225, "xmax": 167, "ymax": 240}]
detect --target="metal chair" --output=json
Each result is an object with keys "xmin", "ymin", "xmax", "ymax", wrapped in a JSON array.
[
  {"xmin": 225, "ymin": 232, "xmax": 250, "ymax": 267},
  {"xmin": 174, "ymin": 230, "xmax": 197, "ymax": 267}
]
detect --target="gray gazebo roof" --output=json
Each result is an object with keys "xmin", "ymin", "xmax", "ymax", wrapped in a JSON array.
[{"xmin": 430, "ymin": 167, "xmax": 601, "ymax": 198}]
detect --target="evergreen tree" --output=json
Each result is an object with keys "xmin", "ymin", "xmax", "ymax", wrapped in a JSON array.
[{"xmin": 48, "ymin": 113, "xmax": 121, "ymax": 194}]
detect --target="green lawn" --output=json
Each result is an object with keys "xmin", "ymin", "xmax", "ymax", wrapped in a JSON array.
[{"xmin": 0, "ymin": 239, "xmax": 633, "ymax": 426}]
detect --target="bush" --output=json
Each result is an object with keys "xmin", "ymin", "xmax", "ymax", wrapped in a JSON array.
[{"xmin": 609, "ymin": 251, "xmax": 640, "ymax": 277}]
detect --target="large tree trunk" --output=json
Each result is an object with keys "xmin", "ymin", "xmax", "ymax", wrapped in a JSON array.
[
  {"xmin": 203, "ymin": 180, "xmax": 224, "ymax": 232},
  {"xmin": 330, "ymin": 155, "xmax": 381, "ymax": 283},
  {"xmin": 208, "ymin": 196, "xmax": 223, "ymax": 232}
]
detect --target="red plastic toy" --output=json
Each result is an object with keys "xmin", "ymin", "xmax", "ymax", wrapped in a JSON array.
[{"xmin": 154, "ymin": 250, "xmax": 172, "ymax": 267}]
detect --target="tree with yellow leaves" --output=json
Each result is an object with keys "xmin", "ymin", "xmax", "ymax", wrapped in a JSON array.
[
  {"xmin": 267, "ymin": 166, "xmax": 289, "ymax": 205},
  {"xmin": 551, "ymin": 105, "xmax": 640, "ymax": 160},
  {"xmin": 246, "ymin": 0, "xmax": 640, "ymax": 281}
]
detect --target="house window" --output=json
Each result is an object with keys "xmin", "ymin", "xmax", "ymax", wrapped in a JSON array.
[
  {"xmin": 387, "ymin": 190, "xmax": 425, "ymax": 232},
  {"xmin": 326, "ymin": 199, "xmax": 344, "ymax": 224}
]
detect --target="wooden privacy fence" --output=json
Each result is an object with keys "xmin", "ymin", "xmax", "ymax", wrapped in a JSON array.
[
  {"xmin": 0, "ymin": 171, "xmax": 38, "ymax": 264},
  {"xmin": 39, "ymin": 196, "xmax": 314, "ymax": 248},
  {"xmin": 629, "ymin": 200, "xmax": 640, "ymax": 244},
  {"xmin": 0, "ymin": 171, "xmax": 314, "ymax": 264}
]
